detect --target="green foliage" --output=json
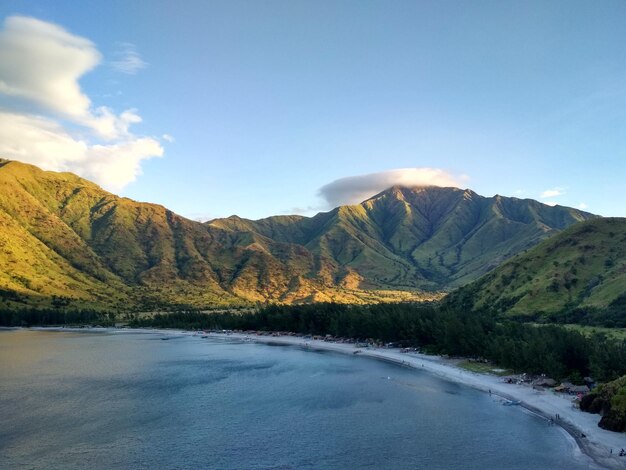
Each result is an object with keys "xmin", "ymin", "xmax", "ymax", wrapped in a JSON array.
[
  {"xmin": 0, "ymin": 161, "xmax": 591, "ymax": 308},
  {"xmin": 0, "ymin": 307, "xmax": 114, "ymax": 327},
  {"xmin": 209, "ymin": 186, "xmax": 593, "ymax": 292},
  {"xmin": 445, "ymin": 218, "xmax": 626, "ymax": 326},
  {"xmin": 581, "ymin": 375, "xmax": 626, "ymax": 432}
]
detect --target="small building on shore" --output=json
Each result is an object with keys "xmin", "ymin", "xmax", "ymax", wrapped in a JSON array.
[{"xmin": 533, "ymin": 377, "xmax": 557, "ymax": 387}]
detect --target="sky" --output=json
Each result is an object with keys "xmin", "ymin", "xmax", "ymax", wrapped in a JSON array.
[{"xmin": 0, "ymin": 0, "xmax": 625, "ymax": 220}]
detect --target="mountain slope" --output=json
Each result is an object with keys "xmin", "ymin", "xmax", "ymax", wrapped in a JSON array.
[
  {"xmin": 445, "ymin": 218, "xmax": 626, "ymax": 324},
  {"xmin": 0, "ymin": 160, "xmax": 424, "ymax": 308},
  {"xmin": 209, "ymin": 186, "xmax": 595, "ymax": 291},
  {"xmin": 0, "ymin": 159, "xmax": 596, "ymax": 309}
]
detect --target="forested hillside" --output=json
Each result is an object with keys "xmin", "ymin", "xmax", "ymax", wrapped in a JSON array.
[
  {"xmin": 445, "ymin": 218, "xmax": 626, "ymax": 326},
  {"xmin": 0, "ymin": 159, "xmax": 594, "ymax": 309}
]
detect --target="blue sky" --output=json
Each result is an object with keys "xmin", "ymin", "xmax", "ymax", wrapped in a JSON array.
[{"xmin": 0, "ymin": 0, "xmax": 625, "ymax": 219}]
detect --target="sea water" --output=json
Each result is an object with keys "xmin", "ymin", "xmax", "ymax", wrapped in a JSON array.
[{"xmin": 0, "ymin": 329, "xmax": 595, "ymax": 469}]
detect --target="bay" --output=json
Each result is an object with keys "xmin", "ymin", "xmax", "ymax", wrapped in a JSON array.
[{"xmin": 0, "ymin": 329, "xmax": 593, "ymax": 469}]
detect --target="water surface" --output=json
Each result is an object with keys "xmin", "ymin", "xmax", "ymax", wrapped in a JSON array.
[{"xmin": 0, "ymin": 329, "xmax": 594, "ymax": 469}]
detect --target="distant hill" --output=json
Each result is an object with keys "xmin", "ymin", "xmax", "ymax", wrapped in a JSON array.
[
  {"xmin": 0, "ymin": 159, "xmax": 595, "ymax": 310},
  {"xmin": 445, "ymin": 218, "xmax": 626, "ymax": 326}
]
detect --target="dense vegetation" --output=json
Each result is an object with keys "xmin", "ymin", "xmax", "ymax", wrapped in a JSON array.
[
  {"xmin": 0, "ymin": 307, "xmax": 115, "ymax": 327},
  {"xmin": 131, "ymin": 303, "xmax": 626, "ymax": 383},
  {"xmin": 0, "ymin": 159, "xmax": 591, "ymax": 309},
  {"xmin": 580, "ymin": 375, "xmax": 626, "ymax": 432},
  {"xmin": 446, "ymin": 218, "xmax": 626, "ymax": 327}
]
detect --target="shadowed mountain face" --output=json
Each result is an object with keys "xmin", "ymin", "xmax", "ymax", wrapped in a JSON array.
[
  {"xmin": 445, "ymin": 218, "xmax": 626, "ymax": 322},
  {"xmin": 0, "ymin": 160, "xmax": 595, "ymax": 309}
]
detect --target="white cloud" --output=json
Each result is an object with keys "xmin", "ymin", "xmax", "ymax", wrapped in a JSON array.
[
  {"xmin": 162, "ymin": 133, "xmax": 175, "ymax": 143},
  {"xmin": 111, "ymin": 42, "xmax": 147, "ymax": 75},
  {"xmin": 286, "ymin": 204, "xmax": 326, "ymax": 216},
  {"xmin": 578, "ymin": 202, "xmax": 589, "ymax": 210},
  {"xmin": 318, "ymin": 168, "xmax": 464, "ymax": 208},
  {"xmin": 186, "ymin": 213, "xmax": 215, "ymax": 223},
  {"xmin": 0, "ymin": 16, "xmax": 98, "ymax": 118},
  {"xmin": 0, "ymin": 16, "xmax": 144, "ymax": 140},
  {"xmin": 540, "ymin": 187, "xmax": 565, "ymax": 198},
  {"xmin": 0, "ymin": 16, "xmax": 165, "ymax": 191},
  {"xmin": 0, "ymin": 112, "xmax": 163, "ymax": 192}
]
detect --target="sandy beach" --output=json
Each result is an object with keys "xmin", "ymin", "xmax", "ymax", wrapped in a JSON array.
[{"xmin": 208, "ymin": 331, "xmax": 626, "ymax": 469}]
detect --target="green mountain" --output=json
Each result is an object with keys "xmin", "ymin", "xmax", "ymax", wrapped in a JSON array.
[
  {"xmin": 209, "ymin": 185, "xmax": 594, "ymax": 291},
  {"xmin": 445, "ymin": 218, "xmax": 626, "ymax": 324},
  {"xmin": 0, "ymin": 159, "xmax": 595, "ymax": 310}
]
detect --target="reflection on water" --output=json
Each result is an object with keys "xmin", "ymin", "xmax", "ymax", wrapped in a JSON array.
[{"xmin": 0, "ymin": 329, "xmax": 594, "ymax": 469}]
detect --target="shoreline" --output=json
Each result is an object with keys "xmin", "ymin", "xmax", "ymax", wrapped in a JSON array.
[{"xmin": 209, "ymin": 331, "xmax": 625, "ymax": 470}]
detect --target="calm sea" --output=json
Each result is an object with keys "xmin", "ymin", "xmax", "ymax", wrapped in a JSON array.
[{"xmin": 0, "ymin": 329, "xmax": 596, "ymax": 469}]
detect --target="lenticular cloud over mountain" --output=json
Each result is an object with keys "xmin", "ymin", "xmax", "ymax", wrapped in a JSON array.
[{"xmin": 317, "ymin": 168, "xmax": 465, "ymax": 207}]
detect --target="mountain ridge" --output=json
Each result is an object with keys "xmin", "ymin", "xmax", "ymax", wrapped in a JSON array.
[
  {"xmin": 208, "ymin": 185, "xmax": 595, "ymax": 290},
  {"xmin": 0, "ymin": 159, "xmax": 596, "ymax": 310}
]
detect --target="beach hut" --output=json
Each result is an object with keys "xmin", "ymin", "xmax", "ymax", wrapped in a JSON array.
[
  {"xmin": 569, "ymin": 385, "xmax": 590, "ymax": 394},
  {"xmin": 557, "ymin": 382, "xmax": 576, "ymax": 392},
  {"xmin": 533, "ymin": 377, "xmax": 557, "ymax": 387}
]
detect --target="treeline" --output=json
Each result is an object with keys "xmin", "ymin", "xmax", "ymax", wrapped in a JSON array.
[
  {"xmin": 0, "ymin": 308, "xmax": 115, "ymax": 327},
  {"xmin": 131, "ymin": 303, "xmax": 626, "ymax": 383},
  {"xmin": 548, "ymin": 294, "xmax": 626, "ymax": 328},
  {"xmin": 445, "ymin": 279, "xmax": 626, "ymax": 328}
]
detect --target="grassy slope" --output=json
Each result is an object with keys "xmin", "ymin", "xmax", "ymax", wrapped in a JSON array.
[
  {"xmin": 210, "ymin": 186, "xmax": 595, "ymax": 291},
  {"xmin": 446, "ymin": 218, "xmax": 626, "ymax": 317},
  {"xmin": 0, "ymin": 161, "xmax": 128, "ymax": 308},
  {"xmin": 0, "ymin": 160, "xmax": 596, "ymax": 309},
  {"xmin": 0, "ymin": 161, "xmax": 433, "ymax": 308}
]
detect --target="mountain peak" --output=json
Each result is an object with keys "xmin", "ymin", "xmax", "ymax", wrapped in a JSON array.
[
  {"xmin": 366, "ymin": 184, "xmax": 464, "ymax": 203},
  {"xmin": 0, "ymin": 160, "xmax": 600, "ymax": 307}
]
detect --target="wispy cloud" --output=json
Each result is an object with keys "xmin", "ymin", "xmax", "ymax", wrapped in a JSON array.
[
  {"xmin": 0, "ymin": 16, "xmax": 164, "ymax": 191},
  {"xmin": 184, "ymin": 212, "xmax": 215, "ymax": 223},
  {"xmin": 286, "ymin": 204, "xmax": 326, "ymax": 216},
  {"xmin": 578, "ymin": 202, "xmax": 589, "ymax": 210},
  {"xmin": 540, "ymin": 187, "xmax": 565, "ymax": 198},
  {"xmin": 162, "ymin": 133, "xmax": 175, "ymax": 143},
  {"xmin": 111, "ymin": 42, "xmax": 147, "ymax": 75},
  {"xmin": 318, "ymin": 168, "xmax": 465, "ymax": 208}
]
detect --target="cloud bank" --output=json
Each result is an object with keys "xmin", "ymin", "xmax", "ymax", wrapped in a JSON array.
[
  {"xmin": 0, "ymin": 15, "xmax": 163, "ymax": 191},
  {"xmin": 318, "ymin": 168, "xmax": 464, "ymax": 208}
]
